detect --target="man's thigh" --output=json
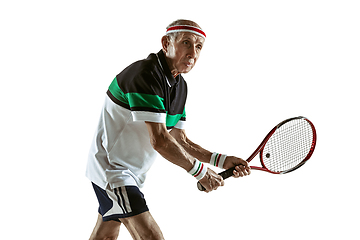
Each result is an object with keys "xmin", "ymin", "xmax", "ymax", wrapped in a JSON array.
[
  {"xmin": 91, "ymin": 183, "xmax": 163, "ymax": 239},
  {"xmin": 89, "ymin": 213, "xmax": 121, "ymax": 240},
  {"xmin": 121, "ymin": 211, "xmax": 164, "ymax": 240},
  {"xmin": 92, "ymin": 183, "xmax": 149, "ymax": 221}
]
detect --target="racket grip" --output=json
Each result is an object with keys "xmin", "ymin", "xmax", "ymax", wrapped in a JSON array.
[
  {"xmin": 219, "ymin": 166, "xmax": 236, "ymax": 180},
  {"xmin": 197, "ymin": 182, "xmax": 206, "ymax": 191},
  {"xmin": 197, "ymin": 167, "xmax": 236, "ymax": 191}
]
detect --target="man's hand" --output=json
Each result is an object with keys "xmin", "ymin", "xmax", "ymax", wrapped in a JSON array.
[
  {"xmin": 198, "ymin": 168, "xmax": 224, "ymax": 193},
  {"xmin": 223, "ymin": 156, "xmax": 251, "ymax": 178}
]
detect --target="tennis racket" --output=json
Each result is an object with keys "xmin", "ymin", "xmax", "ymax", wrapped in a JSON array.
[{"xmin": 197, "ymin": 116, "xmax": 317, "ymax": 191}]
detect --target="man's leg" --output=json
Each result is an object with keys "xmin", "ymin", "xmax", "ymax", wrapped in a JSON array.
[
  {"xmin": 90, "ymin": 183, "xmax": 162, "ymax": 239},
  {"xmin": 89, "ymin": 213, "xmax": 121, "ymax": 240},
  {"xmin": 121, "ymin": 211, "xmax": 164, "ymax": 240}
]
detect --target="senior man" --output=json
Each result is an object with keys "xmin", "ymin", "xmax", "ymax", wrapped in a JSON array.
[{"xmin": 87, "ymin": 19, "xmax": 251, "ymax": 240}]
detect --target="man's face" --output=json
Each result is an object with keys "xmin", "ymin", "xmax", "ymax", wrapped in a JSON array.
[{"xmin": 163, "ymin": 32, "xmax": 205, "ymax": 76}]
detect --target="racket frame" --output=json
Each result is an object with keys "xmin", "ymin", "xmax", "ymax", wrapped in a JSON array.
[
  {"xmin": 257, "ymin": 116, "xmax": 317, "ymax": 174},
  {"xmin": 197, "ymin": 116, "xmax": 317, "ymax": 191}
]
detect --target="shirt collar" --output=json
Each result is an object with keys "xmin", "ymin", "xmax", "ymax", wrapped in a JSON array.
[{"xmin": 156, "ymin": 50, "xmax": 178, "ymax": 87}]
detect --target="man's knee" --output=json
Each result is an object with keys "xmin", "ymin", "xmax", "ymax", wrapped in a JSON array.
[
  {"xmin": 146, "ymin": 231, "xmax": 165, "ymax": 240},
  {"xmin": 90, "ymin": 232, "xmax": 119, "ymax": 240},
  {"xmin": 91, "ymin": 235, "xmax": 118, "ymax": 240},
  {"xmin": 121, "ymin": 212, "xmax": 164, "ymax": 240}
]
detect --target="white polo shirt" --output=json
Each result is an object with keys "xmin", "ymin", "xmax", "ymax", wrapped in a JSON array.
[{"xmin": 86, "ymin": 50, "xmax": 187, "ymax": 190}]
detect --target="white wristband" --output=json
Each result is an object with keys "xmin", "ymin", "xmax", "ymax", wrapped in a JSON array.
[
  {"xmin": 188, "ymin": 158, "xmax": 207, "ymax": 181},
  {"xmin": 210, "ymin": 152, "xmax": 227, "ymax": 169}
]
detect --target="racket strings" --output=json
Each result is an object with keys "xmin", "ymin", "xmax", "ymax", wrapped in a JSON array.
[{"xmin": 262, "ymin": 119, "xmax": 314, "ymax": 173}]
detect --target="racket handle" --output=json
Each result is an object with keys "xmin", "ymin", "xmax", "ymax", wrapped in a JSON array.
[
  {"xmin": 197, "ymin": 167, "xmax": 236, "ymax": 191},
  {"xmin": 197, "ymin": 182, "xmax": 206, "ymax": 191},
  {"xmin": 219, "ymin": 166, "xmax": 236, "ymax": 180}
]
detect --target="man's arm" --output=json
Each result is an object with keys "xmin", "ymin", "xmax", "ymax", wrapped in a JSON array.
[
  {"xmin": 145, "ymin": 121, "xmax": 194, "ymax": 171},
  {"xmin": 169, "ymin": 127, "xmax": 212, "ymax": 163},
  {"xmin": 145, "ymin": 121, "xmax": 224, "ymax": 192},
  {"xmin": 169, "ymin": 127, "xmax": 251, "ymax": 178}
]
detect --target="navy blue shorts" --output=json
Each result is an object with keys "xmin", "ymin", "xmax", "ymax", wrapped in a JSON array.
[{"xmin": 92, "ymin": 183, "xmax": 149, "ymax": 222}]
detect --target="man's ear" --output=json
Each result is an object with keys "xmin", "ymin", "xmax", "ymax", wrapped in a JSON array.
[{"xmin": 161, "ymin": 35, "xmax": 170, "ymax": 53}]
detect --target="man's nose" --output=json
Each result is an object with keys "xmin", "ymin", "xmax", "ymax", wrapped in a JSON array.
[{"xmin": 187, "ymin": 46, "xmax": 196, "ymax": 59}]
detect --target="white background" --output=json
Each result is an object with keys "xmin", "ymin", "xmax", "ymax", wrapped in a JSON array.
[{"xmin": 1, "ymin": 0, "xmax": 359, "ymax": 239}]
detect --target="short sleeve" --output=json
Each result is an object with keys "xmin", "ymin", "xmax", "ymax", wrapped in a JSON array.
[
  {"xmin": 171, "ymin": 108, "xmax": 186, "ymax": 129},
  {"xmin": 174, "ymin": 120, "xmax": 186, "ymax": 129},
  {"xmin": 107, "ymin": 69, "xmax": 168, "ymax": 123}
]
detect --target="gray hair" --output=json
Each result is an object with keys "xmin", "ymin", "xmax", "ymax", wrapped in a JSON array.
[{"xmin": 165, "ymin": 19, "xmax": 203, "ymax": 41}]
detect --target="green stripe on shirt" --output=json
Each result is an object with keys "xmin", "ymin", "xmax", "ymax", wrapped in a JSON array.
[
  {"xmin": 166, "ymin": 108, "xmax": 186, "ymax": 127},
  {"xmin": 108, "ymin": 77, "xmax": 128, "ymax": 105},
  {"xmin": 127, "ymin": 92, "xmax": 165, "ymax": 110},
  {"xmin": 108, "ymin": 77, "xmax": 165, "ymax": 110}
]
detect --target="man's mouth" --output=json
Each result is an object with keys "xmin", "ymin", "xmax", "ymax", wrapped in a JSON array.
[{"xmin": 185, "ymin": 61, "xmax": 194, "ymax": 67}]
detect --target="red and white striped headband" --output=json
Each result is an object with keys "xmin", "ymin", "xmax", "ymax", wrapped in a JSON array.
[{"xmin": 166, "ymin": 25, "xmax": 206, "ymax": 39}]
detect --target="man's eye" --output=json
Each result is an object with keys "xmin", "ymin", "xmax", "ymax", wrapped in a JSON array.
[{"xmin": 183, "ymin": 41, "xmax": 189, "ymax": 45}]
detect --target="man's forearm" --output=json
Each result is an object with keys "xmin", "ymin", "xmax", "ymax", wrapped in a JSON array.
[
  {"xmin": 169, "ymin": 128, "xmax": 212, "ymax": 163},
  {"xmin": 146, "ymin": 122, "xmax": 196, "ymax": 172},
  {"xmin": 153, "ymin": 135, "xmax": 196, "ymax": 172},
  {"xmin": 176, "ymin": 137, "xmax": 212, "ymax": 163}
]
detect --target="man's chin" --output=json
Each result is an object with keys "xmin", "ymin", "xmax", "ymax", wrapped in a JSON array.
[{"xmin": 180, "ymin": 66, "xmax": 194, "ymax": 74}]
